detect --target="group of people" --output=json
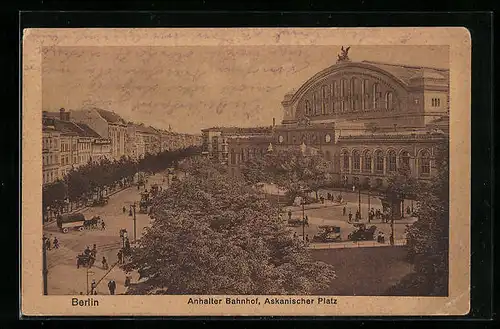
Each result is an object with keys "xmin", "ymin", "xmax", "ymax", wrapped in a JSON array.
[
  {"xmin": 89, "ymin": 278, "xmax": 117, "ymax": 295},
  {"xmin": 43, "ymin": 235, "xmax": 59, "ymax": 250},
  {"xmin": 344, "ymin": 206, "xmax": 389, "ymax": 224}
]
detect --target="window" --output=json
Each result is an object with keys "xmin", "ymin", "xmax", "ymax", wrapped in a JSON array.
[
  {"xmin": 352, "ymin": 150, "xmax": 361, "ymax": 172},
  {"xmin": 305, "ymin": 100, "xmax": 311, "ymax": 116},
  {"xmin": 400, "ymin": 151, "xmax": 411, "ymax": 170},
  {"xmin": 340, "ymin": 79, "xmax": 347, "ymax": 112},
  {"xmin": 363, "ymin": 150, "xmax": 372, "ymax": 172},
  {"xmin": 431, "ymin": 98, "xmax": 441, "ymax": 107},
  {"xmin": 325, "ymin": 150, "xmax": 331, "ymax": 161},
  {"xmin": 312, "ymin": 92, "xmax": 317, "ymax": 115},
  {"xmin": 321, "ymin": 85, "xmax": 328, "ymax": 114},
  {"xmin": 372, "ymin": 83, "xmax": 379, "ymax": 109},
  {"xmin": 419, "ymin": 150, "xmax": 431, "ymax": 176},
  {"xmin": 351, "ymin": 78, "xmax": 360, "ymax": 111},
  {"xmin": 375, "ymin": 150, "xmax": 384, "ymax": 172},
  {"xmin": 387, "ymin": 150, "xmax": 397, "ymax": 172},
  {"xmin": 330, "ymin": 83, "xmax": 335, "ymax": 113},
  {"xmin": 385, "ymin": 92, "xmax": 394, "ymax": 110},
  {"xmin": 342, "ymin": 151, "xmax": 350, "ymax": 171},
  {"xmin": 362, "ymin": 79, "xmax": 369, "ymax": 110}
]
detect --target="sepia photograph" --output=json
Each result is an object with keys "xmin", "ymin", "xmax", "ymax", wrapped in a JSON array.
[{"xmin": 22, "ymin": 27, "xmax": 471, "ymax": 316}]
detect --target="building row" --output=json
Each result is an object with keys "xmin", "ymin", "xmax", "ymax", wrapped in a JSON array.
[
  {"xmin": 42, "ymin": 108, "xmax": 202, "ymax": 186},
  {"xmin": 201, "ymin": 49, "xmax": 450, "ymax": 188}
]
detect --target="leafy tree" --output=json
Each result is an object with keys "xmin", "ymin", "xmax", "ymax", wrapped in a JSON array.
[
  {"xmin": 42, "ymin": 180, "xmax": 67, "ymax": 219},
  {"xmin": 123, "ymin": 158, "xmax": 335, "ymax": 295},
  {"xmin": 241, "ymin": 148, "xmax": 330, "ymax": 203},
  {"xmin": 386, "ymin": 166, "xmax": 418, "ymax": 218},
  {"xmin": 404, "ymin": 142, "xmax": 449, "ymax": 295}
]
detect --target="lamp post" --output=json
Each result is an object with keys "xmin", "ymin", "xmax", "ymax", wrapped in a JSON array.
[
  {"xmin": 301, "ymin": 196, "xmax": 306, "ymax": 242},
  {"xmin": 42, "ymin": 239, "xmax": 48, "ymax": 295},
  {"xmin": 130, "ymin": 203, "xmax": 137, "ymax": 241}
]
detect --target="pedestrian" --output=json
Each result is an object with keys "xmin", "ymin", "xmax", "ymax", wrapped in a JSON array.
[
  {"xmin": 91, "ymin": 244, "xmax": 97, "ymax": 257},
  {"xmin": 125, "ymin": 238, "xmax": 130, "ymax": 251},
  {"xmin": 53, "ymin": 237, "xmax": 59, "ymax": 249},
  {"xmin": 305, "ymin": 234, "xmax": 310, "ymax": 244},
  {"xmin": 102, "ymin": 256, "xmax": 108, "ymax": 270},
  {"xmin": 137, "ymin": 185, "xmax": 140, "ymax": 191},
  {"xmin": 348, "ymin": 210, "xmax": 353, "ymax": 222},
  {"xmin": 91, "ymin": 279, "xmax": 96, "ymax": 295},
  {"xmin": 108, "ymin": 280, "xmax": 116, "ymax": 295},
  {"xmin": 117, "ymin": 250, "xmax": 123, "ymax": 264},
  {"xmin": 122, "ymin": 206, "xmax": 126, "ymax": 214},
  {"xmin": 101, "ymin": 220, "xmax": 106, "ymax": 230},
  {"xmin": 343, "ymin": 206, "xmax": 346, "ymax": 216},
  {"xmin": 124, "ymin": 273, "xmax": 131, "ymax": 287},
  {"xmin": 46, "ymin": 237, "xmax": 51, "ymax": 250}
]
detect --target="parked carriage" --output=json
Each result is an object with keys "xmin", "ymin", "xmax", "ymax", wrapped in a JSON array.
[
  {"xmin": 313, "ymin": 225, "xmax": 342, "ymax": 243},
  {"xmin": 348, "ymin": 223, "xmax": 378, "ymax": 241}
]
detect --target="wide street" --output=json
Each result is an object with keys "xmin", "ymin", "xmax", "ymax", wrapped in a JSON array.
[
  {"xmin": 44, "ymin": 173, "xmax": 169, "ymax": 295},
  {"xmin": 285, "ymin": 189, "xmax": 417, "ymax": 244}
]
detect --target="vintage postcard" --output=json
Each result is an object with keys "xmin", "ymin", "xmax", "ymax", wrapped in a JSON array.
[{"xmin": 22, "ymin": 27, "xmax": 471, "ymax": 316}]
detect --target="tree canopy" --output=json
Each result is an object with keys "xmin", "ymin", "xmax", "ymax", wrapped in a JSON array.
[
  {"xmin": 123, "ymin": 157, "xmax": 336, "ymax": 295},
  {"xmin": 405, "ymin": 141, "xmax": 449, "ymax": 295},
  {"xmin": 240, "ymin": 148, "xmax": 331, "ymax": 202}
]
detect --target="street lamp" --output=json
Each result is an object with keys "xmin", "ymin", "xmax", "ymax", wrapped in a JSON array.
[
  {"xmin": 130, "ymin": 203, "xmax": 137, "ymax": 242},
  {"xmin": 301, "ymin": 195, "xmax": 306, "ymax": 242},
  {"xmin": 42, "ymin": 238, "xmax": 48, "ymax": 295}
]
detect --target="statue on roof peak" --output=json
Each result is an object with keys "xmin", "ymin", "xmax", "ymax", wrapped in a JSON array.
[{"xmin": 337, "ymin": 46, "xmax": 351, "ymax": 63}]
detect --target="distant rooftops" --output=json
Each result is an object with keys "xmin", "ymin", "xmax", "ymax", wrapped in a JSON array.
[{"xmin": 202, "ymin": 126, "xmax": 274, "ymax": 134}]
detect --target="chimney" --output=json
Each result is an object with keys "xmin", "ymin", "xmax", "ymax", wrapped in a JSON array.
[
  {"xmin": 273, "ymin": 118, "xmax": 276, "ymax": 127},
  {"xmin": 59, "ymin": 108, "xmax": 66, "ymax": 121}
]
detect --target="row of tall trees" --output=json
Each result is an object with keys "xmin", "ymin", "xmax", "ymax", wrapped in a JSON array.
[
  {"xmin": 123, "ymin": 157, "xmax": 335, "ymax": 295},
  {"xmin": 42, "ymin": 146, "xmax": 200, "ymax": 219}
]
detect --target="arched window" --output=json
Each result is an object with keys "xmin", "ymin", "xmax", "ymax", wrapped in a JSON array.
[
  {"xmin": 325, "ymin": 150, "xmax": 332, "ymax": 161},
  {"xmin": 385, "ymin": 91, "xmax": 394, "ymax": 110},
  {"xmin": 351, "ymin": 78, "xmax": 360, "ymax": 111},
  {"xmin": 322, "ymin": 85, "xmax": 328, "ymax": 115},
  {"xmin": 362, "ymin": 79, "xmax": 370, "ymax": 111},
  {"xmin": 419, "ymin": 150, "xmax": 431, "ymax": 176},
  {"xmin": 341, "ymin": 79, "xmax": 347, "ymax": 112},
  {"xmin": 374, "ymin": 150, "xmax": 384, "ymax": 172},
  {"xmin": 372, "ymin": 83, "xmax": 379, "ymax": 109},
  {"xmin": 305, "ymin": 100, "xmax": 311, "ymax": 116},
  {"xmin": 387, "ymin": 150, "xmax": 397, "ymax": 172},
  {"xmin": 400, "ymin": 150, "xmax": 411, "ymax": 170},
  {"xmin": 353, "ymin": 150, "xmax": 361, "ymax": 172},
  {"xmin": 330, "ymin": 83, "xmax": 335, "ymax": 113},
  {"xmin": 313, "ymin": 92, "xmax": 318, "ymax": 115},
  {"xmin": 342, "ymin": 151, "xmax": 350, "ymax": 171},
  {"xmin": 363, "ymin": 150, "xmax": 372, "ymax": 172}
]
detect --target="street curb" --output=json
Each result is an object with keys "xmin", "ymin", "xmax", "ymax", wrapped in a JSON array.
[{"xmin": 43, "ymin": 185, "xmax": 132, "ymax": 228}]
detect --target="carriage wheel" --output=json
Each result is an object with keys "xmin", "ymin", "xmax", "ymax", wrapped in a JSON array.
[
  {"xmin": 62, "ymin": 227, "xmax": 69, "ymax": 233},
  {"xmin": 78, "ymin": 226, "xmax": 85, "ymax": 232}
]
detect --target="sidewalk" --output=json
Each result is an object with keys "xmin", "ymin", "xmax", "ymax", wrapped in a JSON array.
[
  {"xmin": 307, "ymin": 239, "xmax": 407, "ymax": 249},
  {"xmin": 284, "ymin": 200, "xmax": 346, "ymax": 213}
]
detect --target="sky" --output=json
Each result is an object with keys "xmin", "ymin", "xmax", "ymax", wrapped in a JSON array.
[{"xmin": 42, "ymin": 45, "xmax": 448, "ymax": 134}]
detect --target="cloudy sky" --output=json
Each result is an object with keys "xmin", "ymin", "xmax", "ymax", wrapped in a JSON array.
[{"xmin": 42, "ymin": 45, "xmax": 448, "ymax": 134}]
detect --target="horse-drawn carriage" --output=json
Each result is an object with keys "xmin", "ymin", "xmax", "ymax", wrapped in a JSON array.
[
  {"xmin": 57, "ymin": 213, "xmax": 103, "ymax": 233},
  {"xmin": 76, "ymin": 253, "xmax": 95, "ymax": 268}
]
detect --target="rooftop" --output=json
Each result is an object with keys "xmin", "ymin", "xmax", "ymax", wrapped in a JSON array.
[{"xmin": 203, "ymin": 126, "xmax": 274, "ymax": 134}]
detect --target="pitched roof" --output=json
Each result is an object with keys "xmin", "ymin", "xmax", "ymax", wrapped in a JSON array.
[
  {"xmin": 361, "ymin": 60, "xmax": 449, "ymax": 85},
  {"xmin": 94, "ymin": 108, "xmax": 127, "ymax": 124},
  {"xmin": 73, "ymin": 122, "xmax": 102, "ymax": 138}
]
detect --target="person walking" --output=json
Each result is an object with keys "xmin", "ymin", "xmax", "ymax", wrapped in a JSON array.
[
  {"xmin": 46, "ymin": 236, "xmax": 52, "ymax": 250},
  {"xmin": 108, "ymin": 280, "xmax": 116, "ymax": 295},
  {"xmin": 122, "ymin": 206, "xmax": 126, "ymax": 214},
  {"xmin": 102, "ymin": 256, "xmax": 108, "ymax": 270},
  {"xmin": 53, "ymin": 237, "xmax": 59, "ymax": 249},
  {"xmin": 348, "ymin": 210, "xmax": 353, "ymax": 223},
  {"xmin": 117, "ymin": 250, "xmax": 123, "ymax": 265},
  {"xmin": 90, "ymin": 279, "xmax": 96, "ymax": 295},
  {"xmin": 343, "ymin": 206, "xmax": 346, "ymax": 216},
  {"xmin": 101, "ymin": 220, "xmax": 106, "ymax": 230}
]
